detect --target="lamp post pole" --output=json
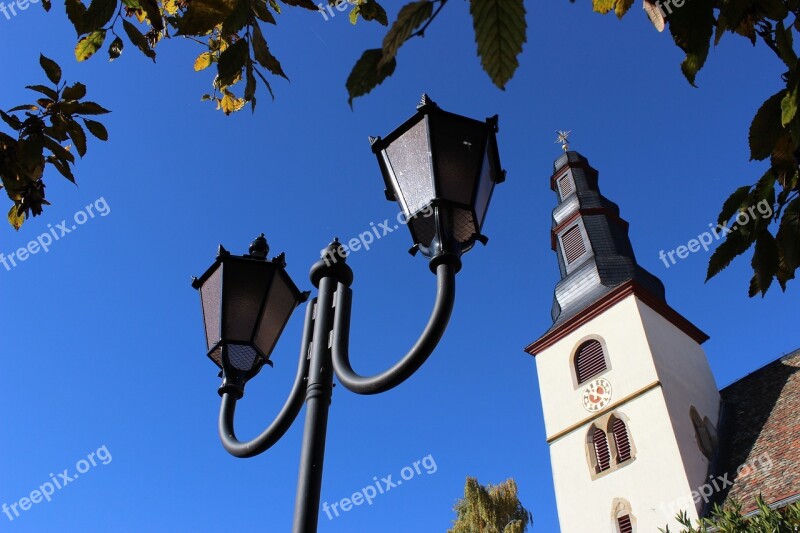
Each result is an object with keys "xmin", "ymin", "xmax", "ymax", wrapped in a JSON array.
[{"xmin": 292, "ymin": 243, "xmax": 352, "ymax": 533}]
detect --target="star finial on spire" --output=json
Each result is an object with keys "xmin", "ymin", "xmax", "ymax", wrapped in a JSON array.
[{"xmin": 555, "ymin": 130, "xmax": 572, "ymax": 152}]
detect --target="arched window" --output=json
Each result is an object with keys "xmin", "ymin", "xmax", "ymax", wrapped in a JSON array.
[
  {"xmin": 616, "ymin": 514, "xmax": 633, "ymax": 533},
  {"xmin": 591, "ymin": 426, "xmax": 611, "ymax": 473},
  {"xmin": 690, "ymin": 407, "xmax": 715, "ymax": 459},
  {"xmin": 575, "ymin": 340, "xmax": 607, "ymax": 384},
  {"xmin": 610, "ymin": 417, "xmax": 632, "ymax": 463},
  {"xmin": 612, "ymin": 498, "xmax": 635, "ymax": 532}
]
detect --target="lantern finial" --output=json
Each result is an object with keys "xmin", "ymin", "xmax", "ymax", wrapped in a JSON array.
[{"xmin": 249, "ymin": 233, "xmax": 269, "ymax": 259}]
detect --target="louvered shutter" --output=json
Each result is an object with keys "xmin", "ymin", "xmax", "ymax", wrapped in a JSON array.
[
  {"xmin": 561, "ymin": 225, "xmax": 586, "ymax": 264},
  {"xmin": 593, "ymin": 428, "xmax": 611, "ymax": 472},
  {"xmin": 617, "ymin": 514, "xmax": 633, "ymax": 533},
  {"xmin": 612, "ymin": 418, "xmax": 632, "ymax": 463},
  {"xmin": 575, "ymin": 340, "xmax": 606, "ymax": 384},
  {"xmin": 558, "ymin": 174, "xmax": 574, "ymax": 199}
]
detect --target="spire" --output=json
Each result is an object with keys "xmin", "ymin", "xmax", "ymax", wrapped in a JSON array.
[{"xmin": 546, "ymin": 151, "xmax": 666, "ymax": 328}]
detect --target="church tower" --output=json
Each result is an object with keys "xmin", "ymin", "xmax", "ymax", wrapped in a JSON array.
[{"xmin": 525, "ymin": 150, "xmax": 722, "ymax": 532}]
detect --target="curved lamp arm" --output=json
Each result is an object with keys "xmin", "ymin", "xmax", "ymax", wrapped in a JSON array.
[
  {"xmin": 331, "ymin": 262, "xmax": 456, "ymax": 395},
  {"xmin": 219, "ymin": 300, "xmax": 315, "ymax": 458}
]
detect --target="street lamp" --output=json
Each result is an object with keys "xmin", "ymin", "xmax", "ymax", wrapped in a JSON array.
[{"xmin": 191, "ymin": 95, "xmax": 504, "ymax": 533}]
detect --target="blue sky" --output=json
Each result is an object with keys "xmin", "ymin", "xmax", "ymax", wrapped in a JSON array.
[{"xmin": 0, "ymin": 1, "xmax": 797, "ymax": 532}]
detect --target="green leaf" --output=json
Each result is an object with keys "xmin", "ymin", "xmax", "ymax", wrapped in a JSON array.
[
  {"xmin": 75, "ymin": 101, "xmax": 111, "ymax": 114},
  {"xmin": 39, "ymin": 54, "xmax": 62, "ymax": 85},
  {"xmin": 217, "ymin": 38, "xmax": 249, "ymax": 86},
  {"xmin": 66, "ymin": 0, "xmax": 87, "ymax": 35},
  {"xmin": 139, "ymin": 0, "xmax": 164, "ymax": 31},
  {"xmin": 83, "ymin": 118, "xmax": 109, "ymax": 140},
  {"xmin": 245, "ymin": 60, "xmax": 257, "ymax": 112},
  {"xmin": 776, "ymin": 196, "xmax": 800, "ymax": 274},
  {"xmin": 252, "ymin": 0, "xmax": 276, "ymax": 24},
  {"xmin": 43, "ymin": 136, "xmax": 75, "ymax": 165},
  {"xmin": 176, "ymin": 0, "xmax": 238, "ymax": 35},
  {"xmin": 47, "ymin": 156, "xmax": 76, "ymax": 183},
  {"xmin": 108, "ymin": 35, "xmax": 124, "ymax": 60},
  {"xmin": 75, "ymin": 30, "xmax": 107, "ymax": 62},
  {"xmin": 706, "ymin": 225, "xmax": 756, "ymax": 280},
  {"xmin": 82, "ymin": 0, "xmax": 117, "ymax": 32},
  {"xmin": 470, "ymin": 0, "xmax": 527, "ymax": 90},
  {"xmin": 667, "ymin": 0, "xmax": 714, "ymax": 86},
  {"xmin": 781, "ymin": 85, "xmax": 798, "ymax": 126},
  {"xmin": 717, "ymin": 185, "xmax": 752, "ymax": 225},
  {"xmin": 757, "ymin": 0, "xmax": 788, "ymax": 20},
  {"xmin": 380, "ymin": 1, "xmax": 433, "ymax": 68},
  {"xmin": 67, "ymin": 120, "xmax": 87, "ymax": 157},
  {"xmin": 122, "ymin": 19, "xmax": 156, "ymax": 60},
  {"xmin": 346, "ymin": 48, "xmax": 396, "ymax": 107},
  {"xmin": 8, "ymin": 205, "xmax": 25, "ymax": 231},
  {"xmin": 222, "ymin": 0, "xmax": 249, "ymax": 35},
  {"xmin": 775, "ymin": 21, "xmax": 797, "ymax": 69},
  {"xmin": 7, "ymin": 105, "xmax": 39, "ymax": 113},
  {"xmin": 750, "ymin": 90, "xmax": 787, "ymax": 160},
  {"xmin": 62, "ymin": 82, "xmax": 87, "ymax": 101},
  {"xmin": 359, "ymin": 0, "xmax": 388, "ymax": 25},
  {"xmin": 280, "ymin": 0, "xmax": 317, "ymax": 10},
  {"xmin": 0, "ymin": 111, "xmax": 23, "ymax": 131},
  {"xmin": 749, "ymin": 231, "xmax": 778, "ymax": 296},
  {"xmin": 26, "ymin": 84, "xmax": 59, "ymax": 100},
  {"xmin": 252, "ymin": 22, "xmax": 287, "ymax": 79}
]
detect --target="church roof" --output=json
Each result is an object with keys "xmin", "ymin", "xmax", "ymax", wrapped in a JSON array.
[
  {"xmin": 708, "ymin": 349, "xmax": 800, "ymax": 515},
  {"xmin": 546, "ymin": 152, "xmax": 666, "ymax": 330}
]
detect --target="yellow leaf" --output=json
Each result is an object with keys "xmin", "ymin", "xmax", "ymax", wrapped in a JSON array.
[
  {"xmin": 164, "ymin": 0, "xmax": 179, "ymax": 15},
  {"xmin": 592, "ymin": 0, "xmax": 614, "ymax": 14},
  {"xmin": 614, "ymin": 0, "xmax": 633, "ymax": 18},
  {"xmin": 8, "ymin": 205, "xmax": 24, "ymax": 231},
  {"xmin": 194, "ymin": 51, "xmax": 213, "ymax": 71},
  {"xmin": 75, "ymin": 31, "xmax": 106, "ymax": 62},
  {"xmin": 220, "ymin": 92, "xmax": 245, "ymax": 115}
]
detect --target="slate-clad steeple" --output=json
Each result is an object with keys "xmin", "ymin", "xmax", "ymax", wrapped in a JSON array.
[{"xmin": 548, "ymin": 151, "xmax": 666, "ymax": 328}]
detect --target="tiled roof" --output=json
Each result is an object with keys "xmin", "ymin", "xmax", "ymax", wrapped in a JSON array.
[{"xmin": 708, "ymin": 349, "xmax": 800, "ymax": 515}]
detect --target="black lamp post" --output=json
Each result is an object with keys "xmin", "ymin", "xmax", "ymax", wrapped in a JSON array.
[{"xmin": 191, "ymin": 95, "xmax": 504, "ymax": 533}]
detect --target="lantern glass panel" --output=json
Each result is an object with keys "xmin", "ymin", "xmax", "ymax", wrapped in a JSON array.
[
  {"xmin": 474, "ymin": 147, "xmax": 495, "ymax": 227},
  {"xmin": 384, "ymin": 118, "xmax": 435, "ymax": 216},
  {"xmin": 199, "ymin": 264, "xmax": 222, "ymax": 351},
  {"xmin": 222, "ymin": 260, "xmax": 274, "ymax": 343},
  {"xmin": 254, "ymin": 272, "xmax": 298, "ymax": 359},
  {"xmin": 430, "ymin": 115, "xmax": 488, "ymax": 207}
]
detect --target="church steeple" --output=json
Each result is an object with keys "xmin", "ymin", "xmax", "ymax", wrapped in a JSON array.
[
  {"xmin": 525, "ymin": 148, "xmax": 721, "ymax": 533},
  {"xmin": 547, "ymin": 151, "xmax": 666, "ymax": 328}
]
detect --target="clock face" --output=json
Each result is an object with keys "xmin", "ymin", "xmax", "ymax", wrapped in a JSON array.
[{"xmin": 582, "ymin": 378, "xmax": 612, "ymax": 412}]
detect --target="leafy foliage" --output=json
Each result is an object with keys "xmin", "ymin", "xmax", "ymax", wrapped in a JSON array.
[
  {"xmin": 448, "ymin": 477, "xmax": 533, "ymax": 533},
  {"xmin": 3, "ymin": 0, "xmax": 799, "ymax": 297},
  {"xmin": 660, "ymin": 495, "xmax": 800, "ymax": 532},
  {"xmin": 0, "ymin": 56, "xmax": 109, "ymax": 231},
  {"xmin": 591, "ymin": 0, "xmax": 800, "ymax": 295}
]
